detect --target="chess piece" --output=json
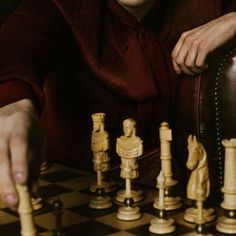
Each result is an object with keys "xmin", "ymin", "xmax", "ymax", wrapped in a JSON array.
[
  {"xmin": 149, "ymin": 171, "xmax": 176, "ymax": 234},
  {"xmin": 16, "ymin": 184, "xmax": 37, "ymax": 236},
  {"xmin": 89, "ymin": 113, "xmax": 113, "ymax": 209},
  {"xmin": 52, "ymin": 197, "xmax": 65, "ymax": 236},
  {"xmin": 154, "ymin": 122, "xmax": 182, "ymax": 210},
  {"xmin": 89, "ymin": 187, "xmax": 112, "ymax": 209},
  {"xmin": 116, "ymin": 118, "xmax": 143, "ymax": 221},
  {"xmin": 184, "ymin": 135, "xmax": 215, "ymax": 223},
  {"xmin": 31, "ymin": 196, "xmax": 43, "ymax": 211},
  {"xmin": 216, "ymin": 138, "xmax": 236, "ymax": 234},
  {"xmin": 90, "ymin": 113, "xmax": 116, "ymax": 193}
]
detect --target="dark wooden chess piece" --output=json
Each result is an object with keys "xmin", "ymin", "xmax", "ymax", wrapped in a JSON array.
[{"xmin": 52, "ymin": 197, "xmax": 65, "ymax": 236}]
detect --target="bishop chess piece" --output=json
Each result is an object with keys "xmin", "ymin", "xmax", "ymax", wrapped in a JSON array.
[
  {"xmin": 90, "ymin": 113, "xmax": 116, "ymax": 194},
  {"xmin": 149, "ymin": 171, "xmax": 175, "ymax": 234},
  {"xmin": 216, "ymin": 138, "xmax": 236, "ymax": 234},
  {"xmin": 184, "ymin": 135, "xmax": 215, "ymax": 223},
  {"xmin": 116, "ymin": 118, "xmax": 142, "ymax": 221},
  {"xmin": 16, "ymin": 184, "xmax": 37, "ymax": 236},
  {"xmin": 154, "ymin": 122, "xmax": 182, "ymax": 210}
]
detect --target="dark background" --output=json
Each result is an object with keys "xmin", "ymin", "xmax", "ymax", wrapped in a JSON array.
[{"xmin": 0, "ymin": 0, "xmax": 20, "ymax": 25}]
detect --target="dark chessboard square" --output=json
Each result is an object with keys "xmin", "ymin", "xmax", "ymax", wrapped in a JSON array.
[
  {"xmin": 0, "ymin": 221, "xmax": 45, "ymax": 236},
  {"xmin": 39, "ymin": 184, "xmax": 73, "ymax": 198},
  {"xmin": 40, "ymin": 170, "xmax": 82, "ymax": 183},
  {"xmin": 0, "ymin": 221, "xmax": 20, "ymax": 236},
  {"xmin": 68, "ymin": 203, "xmax": 118, "ymax": 219},
  {"xmin": 63, "ymin": 220, "xmax": 118, "ymax": 236}
]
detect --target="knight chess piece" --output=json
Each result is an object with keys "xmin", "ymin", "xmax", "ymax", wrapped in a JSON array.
[
  {"xmin": 216, "ymin": 138, "xmax": 236, "ymax": 234},
  {"xmin": 154, "ymin": 122, "xmax": 182, "ymax": 210},
  {"xmin": 16, "ymin": 184, "xmax": 37, "ymax": 236},
  {"xmin": 116, "ymin": 118, "xmax": 143, "ymax": 221},
  {"xmin": 149, "ymin": 171, "xmax": 176, "ymax": 234},
  {"xmin": 184, "ymin": 135, "xmax": 215, "ymax": 224},
  {"xmin": 90, "ymin": 112, "xmax": 116, "ymax": 194}
]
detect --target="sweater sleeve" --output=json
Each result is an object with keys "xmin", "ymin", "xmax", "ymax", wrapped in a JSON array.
[{"xmin": 0, "ymin": 0, "xmax": 70, "ymax": 111}]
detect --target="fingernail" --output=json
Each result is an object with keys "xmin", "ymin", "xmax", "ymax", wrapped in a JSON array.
[{"xmin": 14, "ymin": 172, "xmax": 25, "ymax": 184}]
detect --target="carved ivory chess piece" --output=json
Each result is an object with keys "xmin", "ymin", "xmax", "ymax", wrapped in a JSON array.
[
  {"xmin": 16, "ymin": 184, "xmax": 37, "ymax": 236},
  {"xmin": 89, "ymin": 113, "xmax": 112, "ymax": 209},
  {"xmin": 116, "ymin": 118, "xmax": 143, "ymax": 221},
  {"xmin": 184, "ymin": 135, "xmax": 215, "ymax": 224},
  {"xmin": 216, "ymin": 138, "xmax": 236, "ymax": 234},
  {"xmin": 116, "ymin": 119, "xmax": 144, "ymax": 203},
  {"xmin": 149, "ymin": 171, "xmax": 175, "ymax": 234},
  {"xmin": 154, "ymin": 122, "xmax": 182, "ymax": 210}
]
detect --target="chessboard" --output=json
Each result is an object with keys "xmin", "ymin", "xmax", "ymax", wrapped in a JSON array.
[{"xmin": 0, "ymin": 162, "xmax": 225, "ymax": 236}]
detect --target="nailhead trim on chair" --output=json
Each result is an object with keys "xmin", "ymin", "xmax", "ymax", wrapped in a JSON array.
[{"xmin": 214, "ymin": 49, "xmax": 235, "ymax": 196}]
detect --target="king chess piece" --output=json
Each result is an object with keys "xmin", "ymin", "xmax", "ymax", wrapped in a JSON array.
[
  {"xmin": 116, "ymin": 118, "xmax": 142, "ymax": 221},
  {"xmin": 216, "ymin": 138, "xmax": 236, "ymax": 234},
  {"xmin": 184, "ymin": 135, "xmax": 215, "ymax": 224},
  {"xmin": 154, "ymin": 122, "xmax": 182, "ymax": 210},
  {"xmin": 90, "ymin": 113, "xmax": 116, "ymax": 194},
  {"xmin": 149, "ymin": 171, "xmax": 176, "ymax": 234}
]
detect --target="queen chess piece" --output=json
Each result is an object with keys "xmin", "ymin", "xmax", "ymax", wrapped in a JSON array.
[
  {"xmin": 149, "ymin": 171, "xmax": 176, "ymax": 234},
  {"xmin": 216, "ymin": 138, "xmax": 236, "ymax": 234}
]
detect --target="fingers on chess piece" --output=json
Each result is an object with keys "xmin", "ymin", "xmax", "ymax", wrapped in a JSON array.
[{"xmin": 16, "ymin": 184, "xmax": 37, "ymax": 236}]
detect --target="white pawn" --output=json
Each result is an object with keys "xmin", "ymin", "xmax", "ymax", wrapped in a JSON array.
[
  {"xmin": 16, "ymin": 184, "xmax": 37, "ymax": 236},
  {"xmin": 149, "ymin": 171, "xmax": 175, "ymax": 234}
]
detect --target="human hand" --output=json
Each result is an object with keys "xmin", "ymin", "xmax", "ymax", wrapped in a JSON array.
[
  {"xmin": 171, "ymin": 12, "xmax": 236, "ymax": 75},
  {"xmin": 0, "ymin": 99, "xmax": 45, "ymax": 210}
]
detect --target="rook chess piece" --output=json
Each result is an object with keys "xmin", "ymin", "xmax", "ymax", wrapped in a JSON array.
[
  {"xmin": 216, "ymin": 138, "xmax": 236, "ymax": 234},
  {"xmin": 155, "ymin": 122, "xmax": 182, "ymax": 210}
]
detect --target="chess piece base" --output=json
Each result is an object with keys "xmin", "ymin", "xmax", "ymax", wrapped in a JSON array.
[
  {"xmin": 216, "ymin": 216, "xmax": 236, "ymax": 234},
  {"xmin": 89, "ymin": 195, "xmax": 112, "ymax": 209},
  {"xmin": 117, "ymin": 206, "xmax": 142, "ymax": 221},
  {"xmin": 154, "ymin": 196, "xmax": 182, "ymax": 210},
  {"xmin": 182, "ymin": 232, "xmax": 213, "ymax": 236},
  {"xmin": 149, "ymin": 217, "xmax": 175, "ymax": 234},
  {"xmin": 90, "ymin": 181, "xmax": 116, "ymax": 193},
  {"xmin": 116, "ymin": 189, "xmax": 144, "ymax": 203},
  {"xmin": 184, "ymin": 207, "xmax": 215, "ymax": 223}
]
